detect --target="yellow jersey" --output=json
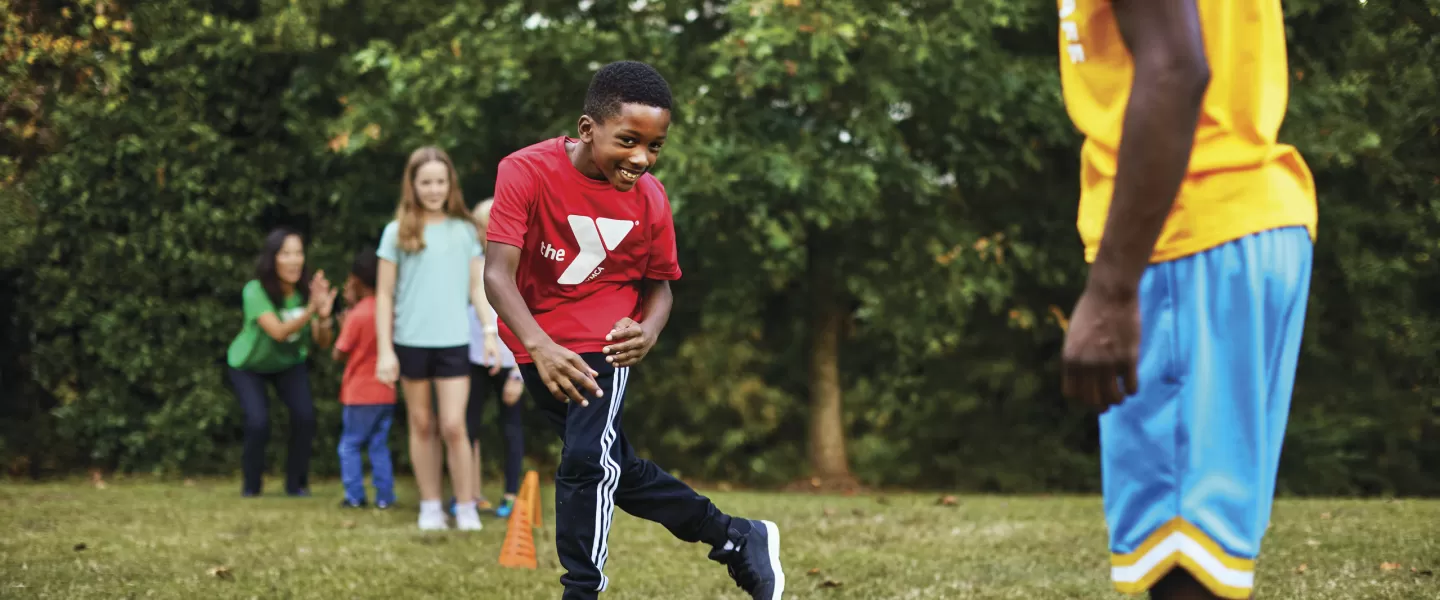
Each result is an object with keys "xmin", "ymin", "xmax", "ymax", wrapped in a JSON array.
[{"xmin": 1056, "ymin": 0, "xmax": 1318, "ymax": 264}]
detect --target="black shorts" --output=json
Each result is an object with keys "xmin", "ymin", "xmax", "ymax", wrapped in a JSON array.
[{"xmin": 394, "ymin": 344, "xmax": 469, "ymax": 380}]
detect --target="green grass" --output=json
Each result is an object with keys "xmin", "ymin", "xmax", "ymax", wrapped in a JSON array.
[{"xmin": 1, "ymin": 477, "xmax": 1436, "ymax": 599}]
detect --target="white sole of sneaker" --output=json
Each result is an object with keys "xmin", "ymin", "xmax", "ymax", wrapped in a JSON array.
[{"xmin": 761, "ymin": 520, "xmax": 784, "ymax": 599}]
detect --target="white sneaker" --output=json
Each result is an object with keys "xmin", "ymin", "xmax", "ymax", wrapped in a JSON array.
[
  {"xmin": 418, "ymin": 508, "xmax": 450, "ymax": 531},
  {"xmin": 455, "ymin": 503, "xmax": 483, "ymax": 532}
]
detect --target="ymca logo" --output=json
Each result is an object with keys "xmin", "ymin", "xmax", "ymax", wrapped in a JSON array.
[{"xmin": 548, "ymin": 215, "xmax": 637, "ymax": 285}]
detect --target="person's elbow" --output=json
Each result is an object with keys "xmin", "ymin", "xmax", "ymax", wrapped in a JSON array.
[
  {"xmin": 483, "ymin": 262, "xmax": 507, "ymax": 293},
  {"xmin": 1140, "ymin": 50, "xmax": 1211, "ymax": 101}
]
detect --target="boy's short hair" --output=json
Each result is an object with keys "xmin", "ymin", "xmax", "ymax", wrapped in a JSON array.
[
  {"xmin": 350, "ymin": 248, "xmax": 378, "ymax": 289},
  {"xmin": 583, "ymin": 61, "xmax": 672, "ymax": 124}
]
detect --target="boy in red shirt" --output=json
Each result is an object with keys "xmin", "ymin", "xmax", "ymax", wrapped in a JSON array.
[
  {"xmin": 484, "ymin": 61, "xmax": 783, "ymax": 600},
  {"xmin": 333, "ymin": 249, "xmax": 396, "ymax": 509}
]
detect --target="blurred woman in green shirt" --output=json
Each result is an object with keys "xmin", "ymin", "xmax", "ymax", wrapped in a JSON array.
[{"xmin": 226, "ymin": 227, "xmax": 337, "ymax": 497}]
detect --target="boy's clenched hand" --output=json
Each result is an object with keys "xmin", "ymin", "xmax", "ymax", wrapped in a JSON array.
[{"xmin": 603, "ymin": 318, "xmax": 654, "ymax": 368}]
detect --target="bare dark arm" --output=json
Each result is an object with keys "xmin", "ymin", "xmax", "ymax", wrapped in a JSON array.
[
  {"xmin": 482, "ymin": 242, "xmax": 550, "ymax": 352},
  {"xmin": 638, "ymin": 279, "xmax": 673, "ymax": 340},
  {"xmin": 1086, "ymin": 0, "xmax": 1211, "ymax": 300},
  {"xmin": 602, "ymin": 279, "xmax": 673, "ymax": 368},
  {"xmin": 484, "ymin": 240, "xmax": 601, "ymax": 404},
  {"xmin": 1062, "ymin": 0, "xmax": 1211, "ymax": 410}
]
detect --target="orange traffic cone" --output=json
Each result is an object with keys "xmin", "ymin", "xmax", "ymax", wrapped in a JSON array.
[{"xmin": 499, "ymin": 470, "xmax": 542, "ymax": 569}]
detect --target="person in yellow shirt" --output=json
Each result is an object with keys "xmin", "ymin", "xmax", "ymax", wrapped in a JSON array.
[{"xmin": 1055, "ymin": 1, "xmax": 1317, "ymax": 599}]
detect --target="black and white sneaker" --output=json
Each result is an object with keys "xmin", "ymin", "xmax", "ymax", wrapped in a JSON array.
[{"xmin": 709, "ymin": 518, "xmax": 785, "ymax": 599}]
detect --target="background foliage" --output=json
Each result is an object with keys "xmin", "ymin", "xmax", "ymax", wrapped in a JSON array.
[{"xmin": 2, "ymin": 0, "xmax": 1436, "ymax": 495}]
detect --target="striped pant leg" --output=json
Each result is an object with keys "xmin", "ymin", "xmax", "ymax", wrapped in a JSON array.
[{"xmin": 522, "ymin": 354, "xmax": 730, "ymax": 598}]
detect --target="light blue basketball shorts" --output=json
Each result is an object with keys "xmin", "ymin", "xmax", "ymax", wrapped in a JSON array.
[{"xmin": 1101, "ymin": 226, "xmax": 1313, "ymax": 599}]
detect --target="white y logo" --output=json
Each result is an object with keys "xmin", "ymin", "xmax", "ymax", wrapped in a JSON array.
[{"xmin": 558, "ymin": 216, "xmax": 636, "ymax": 284}]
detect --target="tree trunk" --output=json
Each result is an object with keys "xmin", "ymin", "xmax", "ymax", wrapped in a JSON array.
[{"xmin": 806, "ymin": 247, "xmax": 854, "ymax": 486}]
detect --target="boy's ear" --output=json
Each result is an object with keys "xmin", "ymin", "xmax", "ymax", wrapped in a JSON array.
[{"xmin": 577, "ymin": 115, "xmax": 596, "ymax": 144}]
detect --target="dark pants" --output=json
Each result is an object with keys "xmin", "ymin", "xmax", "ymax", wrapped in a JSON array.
[
  {"xmin": 519, "ymin": 354, "xmax": 731, "ymax": 599},
  {"xmin": 468, "ymin": 363, "xmax": 525, "ymax": 495},
  {"xmin": 228, "ymin": 363, "xmax": 316, "ymax": 495}
]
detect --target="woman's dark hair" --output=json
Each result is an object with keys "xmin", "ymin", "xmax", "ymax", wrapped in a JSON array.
[{"xmin": 255, "ymin": 227, "xmax": 311, "ymax": 309}]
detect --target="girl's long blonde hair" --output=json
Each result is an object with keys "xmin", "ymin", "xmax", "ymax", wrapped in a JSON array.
[{"xmin": 395, "ymin": 146, "xmax": 473, "ymax": 253}]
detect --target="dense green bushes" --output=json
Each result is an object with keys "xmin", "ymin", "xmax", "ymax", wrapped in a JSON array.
[{"xmin": 2, "ymin": 0, "xmax": 1435, "ymax": 495}]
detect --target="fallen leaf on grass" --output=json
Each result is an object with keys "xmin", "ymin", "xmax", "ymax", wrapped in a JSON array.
[
  {"xmin": 1381, "ymin": 562, "xmax": 1401, "ymax": 571},
  {"xmin": 73, "ymin": 543, "xmax": 87, "ymax": 551},
  {"xmin": 207, "ymin": 566, "xmax": 233, "ymax": 580},
  {"xmin": 937, "ymin": 495, "xmax": 958, "ymax": 507},
  {"xmin": 1411, "ymin": 567, "xmax": 1433, "ymax": 576},
  {"xmin": 821, "ymin": 579, "xmax": 843, "ymax": 588},
  {"xmin": 808, "ymin": 568, "xmax": 822, "ymax": 576},
  {"xmin": 341, "ymin": 520, "xmax": 356, "ymax": 529},
  {"xmin": 1294, "ymin": 563, "xmax": 1308, "ymax": 574}
]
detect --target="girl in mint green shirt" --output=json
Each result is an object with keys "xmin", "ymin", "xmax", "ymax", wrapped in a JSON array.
[
  {"xmin": 374, "ymin": 146, "xmax": 495, "ymax": 532},
  {"xmin": 225, "ymin": 228, "xmax": 337, "ymax": 497}
]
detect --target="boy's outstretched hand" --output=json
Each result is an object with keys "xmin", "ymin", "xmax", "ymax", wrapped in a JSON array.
[
  {"xmin": 531, "ymin": 340, "xmax": 602, "ymax": 407},
  {"xmin": 603, "ymin": 317, "xmax": 654, "ymax": 368}
]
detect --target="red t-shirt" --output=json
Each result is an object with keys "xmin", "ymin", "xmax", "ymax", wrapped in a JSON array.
[
  {"xmin": 486, "ymin": 136, "xmax": 682, "ymax": 363},
  {"xmin": 335, "ymin": 296, "xmax": 395, "ymax": 405}
]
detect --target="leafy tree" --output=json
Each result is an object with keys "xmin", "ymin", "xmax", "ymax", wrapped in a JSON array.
[{"xmin": 3, "ymin": 0, "xmax": 1436, "ymax": 497}]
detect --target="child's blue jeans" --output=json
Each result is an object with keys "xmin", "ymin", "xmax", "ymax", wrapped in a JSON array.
[{"xmin": 338, "ymin": 404, "xmax": 396, "ymax": 505}]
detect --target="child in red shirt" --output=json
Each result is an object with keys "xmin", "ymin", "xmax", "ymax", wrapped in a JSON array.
[
  {"xmin": 484, "ymin": 61, "xmax": 783, "ymax": 600},
  {"xmin": 333, "ymin": 249, "xmax": 396, "ymax": 509}
]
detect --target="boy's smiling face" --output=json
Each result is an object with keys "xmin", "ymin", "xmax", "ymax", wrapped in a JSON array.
[{"xmin": 579, "ymin": 103, "xmax": 670, "ymax": 192}]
